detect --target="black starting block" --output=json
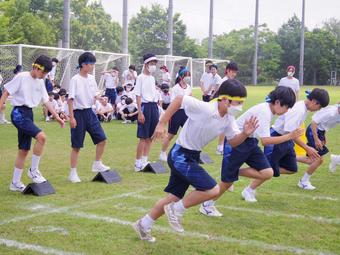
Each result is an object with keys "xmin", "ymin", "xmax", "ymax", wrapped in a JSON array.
[
  {"xmin": 142, "ymin": 161, "xmax": 168, "ymax": 174},
  {"xmin": 199, "ymin": 152, "xmax": 214, "ymax": 164},
  {"xmin": 22, "ymin": 181, "xmax": 55, "ymax": 196},
  {"xmin": 92, "ymin": 170, "xmax": 121, "ymax": 184}
]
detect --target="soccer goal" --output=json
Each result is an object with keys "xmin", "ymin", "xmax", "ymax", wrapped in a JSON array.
[
  {"xmin": 0, "ymin": 44, "xmax": 130, "ymax": 91},
  {"xmin": 155, "ymin": 55, "xmax": 192, "ymax": 87},
  {"xmin": 192, "ymin": 58, "xmax": 230, "ymax": 87}
]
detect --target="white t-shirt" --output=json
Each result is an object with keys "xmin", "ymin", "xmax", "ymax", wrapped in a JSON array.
[
  {"xmin": 99, "ymin": 103, "xmax": 113, "ymax": 113},
  {"xmin": 237, "ymin": 102, "xmax": 273, "ymax": 139},
  {"xmin": 272, "ymin": 100, "xmax": 308, "ymax": 135},
  {"xmin": 69, "ymin": 74, "xmax": 98, "ymax": 110},
  {"xmin": 200, "ymin": 72, "xmax": 213, "ymax": 95},
  {"xmin": 171, "ymin": 83, "xmax": 192, "ymax": 109},
  {"xmin": 161, "ymin": 72, "xmax": 171, "ymax": 84},
  {"xmin": 115, "ymin": 92, "xmax": 127, "ymax": 105},
  {"xmin": 312, "ymin": 105, "xmax": 340, "ymax": 131},
  {"xmin": 122, "ymin": 69, "xmax": 137, "ymax": 85},
  {"xmin": 278, "ymin": 77, "xmax": 300, "ymax": 94},
  {"xmin": 176, "ymin": 96, "xmax": 241, "ymax": 151},
  {"xmin": 103, "ymin": 73, "xmax": 118, "ymax": 89},
  {"xmin": 4, "ymin": 72, "xmax": 48, "ymax": 108},
  {"xmin": 50, "ymin": 99, "xmax": 60, "ymax": 113},
  {"xmin": 0, "ymin": 73, "xmax": 3, "ymax": 85},
  {"xmin": 134, "ymin": 73, "xmax": 158, "ymax": 103},
  {"xmin": 120, "ymin": 103, "xmax": 138, "ymax": 113},
  {"xmin": 125, "ymin": 90, "xmax": 136, "ymax": 102},
  {"xmin": 58, "ymin": 99, "xmax": 68, "ymax": 113},
  {"xmin": 161, "ymin": 92, "xmax": 171, "ymax": 104},
  {"xmin": 48, "ymin": 65, "xmax": 57, "ymax": 80},
  {"xmin": 211, "ymin": 73, "xmax": 222, "ymax": 91}
]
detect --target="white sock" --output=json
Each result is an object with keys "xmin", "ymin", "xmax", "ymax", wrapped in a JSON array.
[
  {"xmin": 247, "ymin": 186, "xmax": 255, "ymax": 193},
  {"xmin": 135, "ymin": 159, "xmax": 142, "ymax": 166},
  {"xmin": 12, "ymin": 168, "xmax": 23, "ymax": 183},
  {"xmin": 142, "ymin": 156, "xmax": 148, "ymax": 163},
  {"xmin": 203, "ymin": 200, "xmax": 215, "ymax": 207},
  {"xmin": 301, "ymin": 172, "xmax": 311, "ymax": 182},
  {"xmin": 140, "ymin": 214, "xmax": 154, "ymax": 230},
  {"xmin": 0, "ymin": 112, "xmax": 4, "ymax": 121},
  {"xmin": 70, "ymin": 168, "xmax": 77, "ymax": 175},
  {"xmin": 173, "ymin": 200, "xmax": 186, "ymax": 215},
  {"xmin": 160, "ymin": 150, "xmax": 166, "ymax": 155},
  {"xmin": 217, "ymin": 145, "xmax": 223, "ymax": 151},
  {"xmin": 31, "ymin": 154, "xmax": 41, "ymax": 171},
  {"xmin": 94, "ymin": 160, "xmax": 100, "ymax": 165}
]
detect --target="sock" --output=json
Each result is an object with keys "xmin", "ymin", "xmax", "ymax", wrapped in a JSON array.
[
  {"xmin": 12, "ymin": 168, "xmax": 23, "ymax": 183},
  {"xmin": 94, "ymin": 160, "xmax": 101, "ymax": 165},
  {"xmin": 31, "ymin": 154, "xmax": 41, "ymax": 171},
  {"xmin": 142, "ymin": 156, "xmax": 148, "ymax": 163},
  {"xmin": 173, "ymin": 200, "xmax": 186, "ymax": 215},
  {"xmin": 247, "ymin": 186, "xmax": 255, "ymax": 193},
  {"xmin": 140, "ymin": 214, "xmax": 155, "ymax": 230},
  {"xmin": 70, "ymin": 168, "xmax": 77, "ymax": 175},
  {"xmin": 0, "ymin": 112, "xmax": 4, "ymax": 121},
  {"xmin": 217, "ymin": 145, "xmax": 223, "ymax": 151},
  {"xmin": 135, "ymin": 159, "xmax": 142, "ymax": 166},
  {"xmin": 203, "ymin": 200, "xmax": 215, "ymax": 207},
  {"xmin": 301, "ymin": 172, "xmax": 311, "ymax": 182}
]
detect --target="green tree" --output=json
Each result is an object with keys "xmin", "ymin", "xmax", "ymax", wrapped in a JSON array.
[{"xmin": 324, "ymin": 18, "xmax": 340, "ymax": 84}]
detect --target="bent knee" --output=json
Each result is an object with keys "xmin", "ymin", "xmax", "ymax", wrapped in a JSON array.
[
  {"xmin": 261, "ymin": 168, "xmax": 274, "ymax": 180},
  {"xmin": 207, "ymin": 185, "xmax": 220, "ymax": 198},
  {"xmin": 36, "ymin": 132, "xmax": 46, "ymax": 144}
]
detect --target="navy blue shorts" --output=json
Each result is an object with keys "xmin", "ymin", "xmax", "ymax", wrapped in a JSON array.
[
  {"xmin": 162, "ymin": 103, "xmax": 170, "ymax": 110},
  {"xmin": 11, "ymin": 106, "xmax": 41, "ymax": 150},
  {"xmin": 105, "ymin": 88, "xmax": 117, "ymax": 105},
  {"xmin": 164, "ymin": 144, "xmax": 217, "ymax": 199},
  {"xmin": 306, "ymin": 124, "xmax": 329, "ymax": 156},
  {"xmin": 221, "ymin": 138, "xmax": 271, "ymax": 183},
  {"xmin": 168, "ymin": 109, "xmax": 187, "ymax": 135},
  {"xmin": 137, "ymin": 102, "xmax": 159, "ymax": 139},
  {"xmin": 202, "ymin": 95, "xmax": 210, "ymax": 102},
  {"xmin": 264, "ymin": 128, "xmax": 298, "ymax": 177},
  {"xmin": 71, "ymin": 108, "xmax": 107, "ymax": 148}
]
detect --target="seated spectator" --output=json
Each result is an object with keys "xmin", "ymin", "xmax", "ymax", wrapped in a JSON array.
[
  {"xmin": 160, "ymin": 83, "xmax": 171, "ymax": 110},
  {"xmin": 97, "ymin": 96, "xmax": 114, "ymax": 122},
  {"xmin": 119, "ymin": 97, "xmax": 138, "ymax": 124},
  {"xmin": 44, "ymin": 92, "xmax": 59, "ymax": 122}
]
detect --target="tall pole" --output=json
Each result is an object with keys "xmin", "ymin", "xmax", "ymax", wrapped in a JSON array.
[
  {"xmin": 299, "ymin": 0, "xmax": 305, "ymax": 86},
  {"xmin": 167, "ymin": 0, "xmax": 173, "ymax": 55},
  {"xmin": 208, "ymin": 0, "xmax": 214, "ymax": 58},
  {"xmin": 62, "ymin": 0, "xmax": 70, "ymax": 48},
  {"xmin": 252, "ymin": 0, "xmax": 259, "ymax": 85},
  {"xmin": 122, "ymin": 0, "xmax": 128, "ymax": 55}
]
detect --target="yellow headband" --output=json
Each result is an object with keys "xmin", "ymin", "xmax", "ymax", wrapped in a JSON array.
[
  {"xmin": 212, "ymin": 95, "xmax": 246, "ymax": 102},
  {"xmin": 32, "ymin": 63, "xmax": 45, "ymax": 71}
]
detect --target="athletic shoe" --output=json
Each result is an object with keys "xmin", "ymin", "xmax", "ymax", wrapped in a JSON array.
[
  {"xmin": 298, "ymin": 180, "xmax": 316, "ymax": 190},
  {"xmin": 199, "ymin": 204, "xmax": 223, "ymax": 217},
  {"xmin": 0, "ymin": 118, "xmax": 11, "ymax": 124},
  {"xmin": 134, "ymin": 163, "xmax": 143, "ymax": 172},
  {"xmin": 68, "ymin": 171, "xmax": 81, "ymax": 183},
  {"xmin": 45, "ymin": 116, "xmax": 50, "ymax": 122},
  {"xmin": 132, "ymin": 220, "xmax": 156, "ymax": 243},
  {"xmin": 92, "ymin": 161, "xmax": 110, "ymax": 172},
  {"xmin": 241, "ymin": 187, "xmax": 257, "ymax": 202},
  {"xmin": 9, "ymin": 182, "xmax": 26, "ymax": 192},
  {"xmin": 27, "ymin": 168, "xmax": 46, "ymax": 183},
  {"xmin": 215, "ymin": 149, "xmax": 223, "ymax": 155},
  {"xmin": 159, "ymin": 151, "xmax": 167, "ymax": 162},
  {"xmin": 164, "ymin": 202, "xmax": 184, "ymax": 232},
  {"xmin": 122, "ymin": 120, "xmax": 131, "ymax": 124},
  {"xmin": 329, "ymin": 154, "xmax": 340, "ymax": 173}
]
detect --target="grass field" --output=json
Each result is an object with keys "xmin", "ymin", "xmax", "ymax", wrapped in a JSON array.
[{"xmin": 0, "ymin": 86, "xmax": 339, "ymax": 255}]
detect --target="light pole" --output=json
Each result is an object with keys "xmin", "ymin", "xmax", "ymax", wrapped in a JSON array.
[
  {"xmin": 167, "ymin": 0, "xmax": 173, "ymax": 55},
  {"xmin": 299, "ymin": 0, "xmax": 305, "ymax": 86},
  {"xmin": 208, "ymin": 0, "xmax": 214, "ymax": 58},
  {"xmin": 252, "ymin": 0, "xmax": 259, "ymax": 85}
]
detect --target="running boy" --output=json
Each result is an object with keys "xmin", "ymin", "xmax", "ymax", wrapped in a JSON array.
[
  {"xmin": 297, "ymin": 102, "xmax": 340, "ymax": 189},
  {"xmin": 68, "ymin": 52, "xmax": 111, "ymax": 183},
  {"xmin": 133, "ymin": 79, "xmax": 258, "ymax": 242},
  {"xmin": 0, "ymin": 55, "xmax": 64, "ymax": 191}
]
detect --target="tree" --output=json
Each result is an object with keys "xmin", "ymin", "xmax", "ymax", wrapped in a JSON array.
[{"xmin": 324, "ymin": 18, "xmax": 340, "ymax": 83}]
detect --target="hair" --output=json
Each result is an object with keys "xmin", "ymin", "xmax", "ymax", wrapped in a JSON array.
[
  {"xmin": 129, "ymin": 65, "xmax": 136, "ymax": 71},
  {"xmin": 307, "ymin": 88, "xmax": 330, "ymax": 108},
  {"xmin": 52, "ymin": 57, "xmax": 59, "ymax": 63},
  {"xmin": 209, "ymin": 64, "xmax": 218, "ymax": 70},
  {"xmin": 161, "ymin": 83, "xmax": 169, "ymax": 91},
  {"xmin": 226, "ymin": 61, "xmax": 238, "ymax": 71},
  {"xmin": 116, "ymin": 86, "xmax": 124, "ymax": 93},
  {"xmin": 78, "ymin": 52, "xmax": 96, "ymax": 68},
  {"xmin": 48, "ymin": 91, "xmax": 54, "ymax": 97},
  {"xmin": 112, "ymin": 66, "xmax": 119, "ymax": 71},
  {"xmin": 286, "ymin": 65, "xmax": 295, "ymax": 72},
  {"xmin": 34, "ymin": 55, "xmax": 53, "ymax": 73},
  {"xmin": 215, "ymin": 79, "xmax": 247, "ymax": 99},
  {"xmin": 175, "ymin": 67, "xmax": 190, "ymax": 84},
  {"xmin": 267, "ymin": 86, "xmax": 296, "ymax": 108},
  {"xmin": 13, "ymin": 64, "xmax": 23, "ymax": 74},
  {"xmin": 125, "ymin": 97, "xmax": 133, "ymax": 105},
  {"xmin": 59, "ymin": 88, "xmax": 67, "ymax": 96},
  {"xmin": 54, "ymin": 93, "xmax": 60, "ymax": 100},
  {"xmin": 205, "ymin": 60, "xmax": 213, "ymax": 65}
]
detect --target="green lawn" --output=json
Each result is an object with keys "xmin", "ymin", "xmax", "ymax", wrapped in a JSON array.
[{"xmin": 0, "ymin": 86, "xmax": 339, "ymax": 255}]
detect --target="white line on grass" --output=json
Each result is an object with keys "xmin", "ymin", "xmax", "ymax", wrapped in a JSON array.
[
  {"xmin": 28, "ymin": 226, "xmax": 69, "ymax": 236},
  {"xmin": 266, "ymin": 192, "xmax": 339, "ymax": 202},
  {"xmin": 0, "ymin": 238, "xmax": 83, "ymax": 255}
]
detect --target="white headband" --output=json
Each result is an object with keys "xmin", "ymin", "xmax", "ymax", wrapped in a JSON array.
[{"xmin": 144, "ymin": 56, "xmax": 157, "ymax": 64}]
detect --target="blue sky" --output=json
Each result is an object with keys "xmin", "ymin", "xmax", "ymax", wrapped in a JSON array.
[{"xmin": 102, "ymin": 0, "xmax": 340, "ymax": 41}]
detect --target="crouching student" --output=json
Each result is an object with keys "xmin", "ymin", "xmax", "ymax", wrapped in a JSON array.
[
  {"xmin": 0, "ymin": 55, "xmax": 64, "ymax": 191},
  {"xmin": 97, "ymin": 96, "xmax": 114, "ymax": 122},
  {"xmin": 119, "ymin": 97, "xmax": 138, "ymax": 124},
  {"xmin": 133, "ymin": 79, "xmax": 258, "ymax": 242},
  {"xmin": 68, "ymin": 52, "xmax": 111, "ymax": 183}
]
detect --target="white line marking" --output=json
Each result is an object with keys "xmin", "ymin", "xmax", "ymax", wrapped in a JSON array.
[
  {"xmin": 268, "ymin": 192, "xmax": 339, "ymax": 202},
  {"xmin": 0, "ymin": 238, "xmax": 83, "ymax": 255},
  {"xmin": 28, "ymin": 226, "xmax": 69, "ymax": 236}
]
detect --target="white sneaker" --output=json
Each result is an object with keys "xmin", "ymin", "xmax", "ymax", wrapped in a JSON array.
[
  {"xmin": 329, "ymin": 154, "xmax": 339, "ymax": 173},
  {"xmin": 134, "ymin": 163, "xmax": 143, "ymax": 172},
  {"xmin": 215, "ymin": 149, "xmax": 223, "ymax": 155},
  {"xmin": 27, "ymin": 168, "xmax": 46, "ymax": 183},
  {"xmin": 241, "ymin": 187, "xmax": 257, "ymax": 202},
  {"xmin": 298, "ymin": 180, "xmax": 316, "ymax": 190},
  {"xmin": 159, "ymin": 151, "xmax": 167, "ymax": 162},
  {"xmin": 0, "ymin": 118, "xmax": 11, "ymax": 124},
  {"xmin": 199, "ymin": 204, "xmax": 223, "ymax": 217},
  {"xmin": 68, "ymin": 171, "xmax": 81, "ymax": 183},
  {"xmin": 92, "ymin": 161, "xmax": 110, "ymax": 172},
  {"xmin": 45, "ymin": 116, "xmax": 50, "ymax": 122},
  {"xmin": 9, "ymin": 182, "xmax": 26, "ymax": 192},
  {"xmin": 132, "ymin": 220, "xmax": 156, "ymax": 243},
  {"xmin": 164, "ymin": 202, "xmax": 184, "ymax": 232}
]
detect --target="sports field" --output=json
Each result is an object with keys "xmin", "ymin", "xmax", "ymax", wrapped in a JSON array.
[{"xmin": 0, "ymin": 86, "xmax": 339, "ymax": 255}]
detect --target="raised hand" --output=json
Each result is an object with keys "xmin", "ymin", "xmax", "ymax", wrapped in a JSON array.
[{"xmin": 243, "ymin": 115, "xmax": 259, "ymax": 136}]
